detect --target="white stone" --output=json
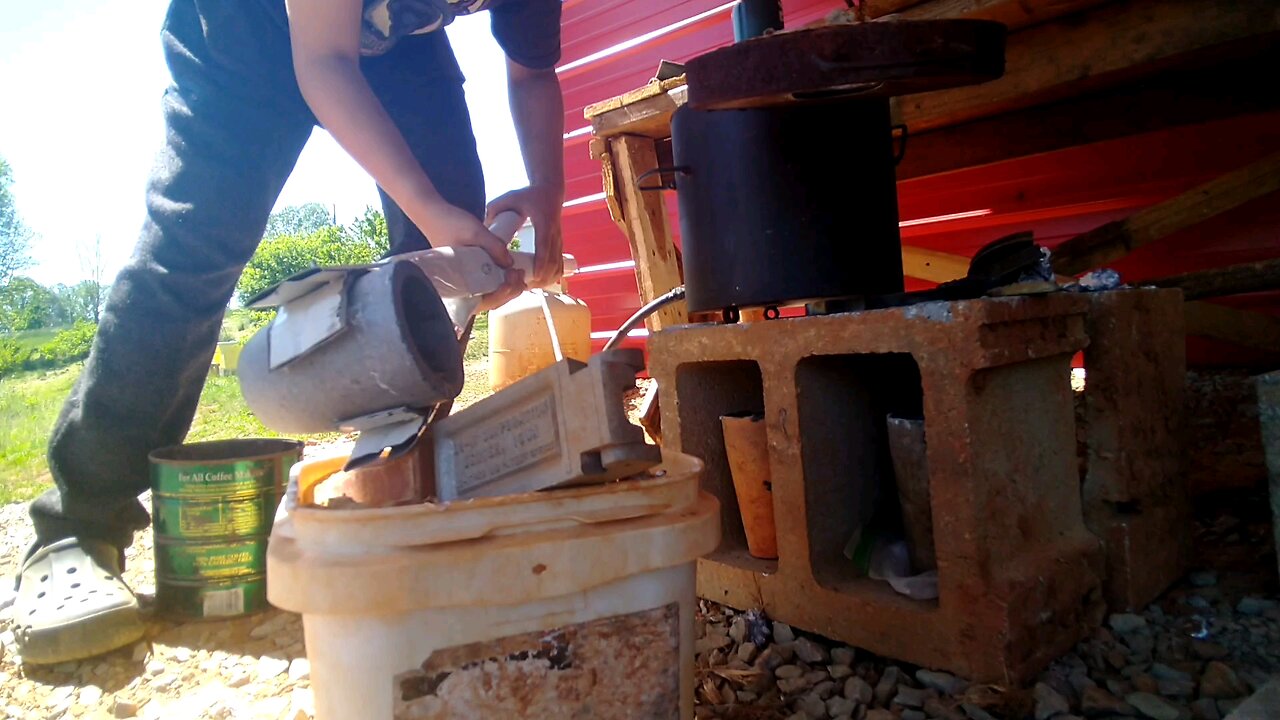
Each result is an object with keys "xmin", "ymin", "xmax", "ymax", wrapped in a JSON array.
[
  {"xmin": 79, "ymin": 685, "xmax": 103, "ymax": 706},
  {"xmin": 257, "ymin": 655, "xmax": 290, "ymax": 682},
  {"xmin": 288, "ymin": 658, "xmax": 311, "ymax": 682},
  {"xmin": 112, "ymin": 697, "xmax": 139, "ymax": 718}
]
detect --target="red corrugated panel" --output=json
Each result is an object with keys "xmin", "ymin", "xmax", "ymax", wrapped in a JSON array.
[
  {"xmin": 560, "ymin": 17, "xmax": 735, "ymax": 134},
  {"xmin": 560, "ymin": 0, "xmax": 736, "ymax": 69}
]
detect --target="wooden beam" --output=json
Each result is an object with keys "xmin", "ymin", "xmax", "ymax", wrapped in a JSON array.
[
  {"xmin": 1184, "ymin": 302, "xmax": 1280, "ymax": 354},
  {"xmin": 897, "ymin": 52, "xmax": 1280, "ymax": 180},
  {"xmin": 1052, "ymin": 152, "xmax": 1280, "ymax": 275},
  {"xmin": 887, "ymin": 0, "xmax": 1111, "ymax": 32},
  {"xmin": 902, "ymin": 246, "xmax": 970, "ymax": 284},
  {"xmin": 607, "ymin": 135, "xmax": 686, "ymax": 331},
  {"xmin": 894, "ymin": 0, "xmax": 1280, "ymax": 132},
  {"xmin": 1149, "ymin": 258, "xmax": 1280, "ymax": 302},
  {"xmin": 583, "ymin": 75, "xmax": 687, "ymax": 121}
]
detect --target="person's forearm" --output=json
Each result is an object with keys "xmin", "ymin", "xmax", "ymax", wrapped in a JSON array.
[
  {"xmin": 508, "ymin": 66, "xmax": 565, "ymax": 199},
  {"xmin": 295, "ymin": 56, "xmax": 448, "ymax": 229}
]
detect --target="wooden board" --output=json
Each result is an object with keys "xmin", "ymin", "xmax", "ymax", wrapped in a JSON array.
[
  {"xmin": 1184, "ymin": 302, "xmax": 1280, "ymax": 355},
  {"xmin": 1150, "ymin": 259, "xmax": 1280, "ymax": 302},
  {"xmin": 584, "ymin": 75, "xmax": 688, "ymax": 120},
  {"xmin": 885, "ymin": 0, "xmax": 1112, "ymax": 32},
  {"xmin": 894, "ymin": 0, "xmax": 1280, "ymax": 132},
  {"xmin": 896, "ymin": 51, "xmax": 1280, "ymax": 180},
  {"xmin": 1053, "ymin": 152, "xmax": 1280, "ymax": 276},
  {"xmin": 607, "ymin": 135, "xmax": 687, "ymax": 331}
]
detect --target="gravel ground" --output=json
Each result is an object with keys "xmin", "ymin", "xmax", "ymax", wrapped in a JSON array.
[{"xmin": 0, "ymin": 445, "xmax": 1275, "ymax": 719}]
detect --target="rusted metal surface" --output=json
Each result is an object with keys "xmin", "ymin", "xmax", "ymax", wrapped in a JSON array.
[
  {"xmin": 1077, "ymin": 289, "xmax": 1190, "ymax": 611},
  {"xmin": 394, "ymin": 604, "xmax": 680, "ymax": 718},
  {"xmin": 650, "ymin": 293, "xmax": 1105, "ymax": 684},
  {"xmin": 685, "ymin": 20, "xmax": 1006, "ymax": 110}
]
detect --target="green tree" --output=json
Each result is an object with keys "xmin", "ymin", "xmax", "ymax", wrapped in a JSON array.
[
  {"xmin": 1, "ymin": 156, "xmax": 34, "ymax": 285},
  {"xmin": 0, "ymin": 277, "xmax": 65, "ymax": 332},
  {"xmin": 54, "ymin": 281, "xmax": 107, "ymax": 324},
  {"xmin": 76, "ymin": 234, "xmax": 108, "ymax": 323},
  {"xmin": 237, "ymin": 224, "xmax": 384, "ymax": 305},
  {"xmin": 347, "ymin": 205, "xmax": 390, "ymax": 257},
  {"xmin": 264, "ymin": 202, "xmax": 335, "ymax": 239}
]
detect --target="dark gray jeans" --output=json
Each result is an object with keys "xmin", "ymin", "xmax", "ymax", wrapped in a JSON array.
[{"xmin": 29, "ymin": 0, "xmax": 485, "ymax": 551}]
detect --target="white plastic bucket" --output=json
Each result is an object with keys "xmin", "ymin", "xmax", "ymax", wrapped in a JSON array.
[{"xmin": 267, "ymin": 450, "xmax": 719, "ymax": 720}]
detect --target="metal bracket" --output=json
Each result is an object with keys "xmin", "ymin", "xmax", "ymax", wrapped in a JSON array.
[
  {"xmin": 340, "ymin": 407, "xmax": 429, "ymax": 471},
  {"xmin": 251, "ymin": 269, "xmax": 367, "ymax": 370}
]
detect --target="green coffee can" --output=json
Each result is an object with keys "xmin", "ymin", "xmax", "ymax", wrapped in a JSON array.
[{"xmin": 149, "ymin": 438, "xmax": 303, "ymax": 620}]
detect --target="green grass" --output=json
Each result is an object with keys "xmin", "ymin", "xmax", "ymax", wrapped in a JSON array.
[
  {"xmin": 0, "ymin": 318, "xmax": 495, "ymax": 505},
  {"xmin": 186, "ymin": 373, "xmax": 340, "ymax": 445},
  {"xmin": 464, "ymin": 312, "xmax": 489, "ymax": 363},
  {"xmin": 11, "ymin": 327, "xmax": 63, "ymax": 352},
  {"xmin": 0, "ymin": 365, "xmax": 78, "ymax": 504}
]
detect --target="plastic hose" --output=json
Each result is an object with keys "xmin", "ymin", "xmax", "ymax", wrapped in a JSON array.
[{"xmin": 603, "ymin": 286, "xmax": 686, "ymax": 352}]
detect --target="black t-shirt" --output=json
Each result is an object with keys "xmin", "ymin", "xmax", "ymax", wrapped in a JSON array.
[{"xmin": 361, "ymin": 0, "xmax": 561, "ymax": 70}]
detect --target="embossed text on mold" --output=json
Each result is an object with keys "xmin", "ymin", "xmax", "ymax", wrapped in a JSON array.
[{"xmin": 452, "ymin": 395, "xmax": 560, "ymax": 493}]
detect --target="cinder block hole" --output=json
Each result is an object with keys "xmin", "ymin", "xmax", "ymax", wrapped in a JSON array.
[
  {"xmin": 674, "ymin": 360, "xmax": 777, "ymax": 574},
  {"xmin": 796, "ymin": 353, "xmax": 934, "ymax": 603}
]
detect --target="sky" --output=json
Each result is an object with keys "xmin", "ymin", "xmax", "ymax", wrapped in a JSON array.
[{"xmin": 0, "ymin": 0, "xmax": 529, "ymax": 287}]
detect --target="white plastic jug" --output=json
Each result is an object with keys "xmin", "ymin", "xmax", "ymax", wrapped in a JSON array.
[{"xmin": 488, "ymin": 285, "xmax": 592, "ymax": 392}]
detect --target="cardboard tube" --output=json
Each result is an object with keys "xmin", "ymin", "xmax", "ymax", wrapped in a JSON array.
[{"xmin": 721, "ymin": 413, "xmax": 778, "ymax": 559}]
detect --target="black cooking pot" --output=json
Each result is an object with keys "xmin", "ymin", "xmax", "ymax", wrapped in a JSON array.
[{"xmin": 669, "ymin": 99, "xmax": 905, "ymax": 314}]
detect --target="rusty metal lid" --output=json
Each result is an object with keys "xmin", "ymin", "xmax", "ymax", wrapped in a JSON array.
[{"xmin": 685, "ymin": 20, "xmax": 1006, "ymax": 110}]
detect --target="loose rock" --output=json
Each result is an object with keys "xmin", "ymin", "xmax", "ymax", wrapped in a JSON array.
[
  {"xmin": 1236, "ymin": 597, "xmax": 1278, "ymax": 616},
  {"xmin": 1034, "ymin": 682, "xmax": 1070, "ymax": 720},
  {"xmin": 112, "ymin": 698, "xmax": 139, "ymax": 719},
  {"xmin": 256, "ymin": 655, "xmax": 290, "ymax": 682},
  {"xmin": 845, "ymin": 676, "xmax": 873, "ymax": 705},
  {"xmin": 894, "ymin": 686, "xmax": 928, "ymax": 709},
  {"xmin": 793, "ymin": 637, "xmax": 829, "ymax": 665},
  {"xmin": 874, "ymin": 666, "xmax": 901, "ymax": 706},
  {"xmin": 796, "ymin": 692, "xmax": 826, "ymax": 718},
  {"xmin": 1109, "ymin": 614, "xmax": 1148, "ymax": 634},
  {"xmin": 1190, "ymin": 697, "xmax": 1221, "ymax": 720},
  {"xmin": 1080, "ymin": 686, "xmax": 1133, "ymax": 716},
  {"xmin": 827, "ymin": 695, "xmax": 856, "ymax": 717},
  {"xmin": 917, "ymin": 669, "xmax": 967, "ymax": 696},
  {"xmin": 773, "ymin": 623, "xmax": 796, "ymax": 644},
  {"xmin": 776, "ymin": 664, "xmax": 803, "ymax": 680},
  {"xmin": 1199, "ymin": 661, "xmax": 1249, "ymax": 699},
  {"xmin": 1126, "ymin": 692, "xmax": 1181, "ymax": 720}
]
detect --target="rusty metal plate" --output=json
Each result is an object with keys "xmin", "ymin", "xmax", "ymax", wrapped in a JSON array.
[{"xmin": 685, "ymin": 20, "xmax": 1006, "ymax": 110}]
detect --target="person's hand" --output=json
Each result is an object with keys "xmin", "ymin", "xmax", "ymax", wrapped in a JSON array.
[
  {"xmin": 411, "ymin": 201, "xmax": 526, "ymax": 310},
  {"xmin": 415, "ymin": 201, "xmax": 514, "ymax": 268},
  {"xmin": 486, "ymin": 185, "xmax": 564, "ymax": 288},
  {"xmin": 474, "ymin": 267, "xmax": 526, "ymax": 313}
]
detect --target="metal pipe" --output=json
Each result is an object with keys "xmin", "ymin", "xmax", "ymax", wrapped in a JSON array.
[{"xmin": 603, "ymin": 286, "xmax": 686, "ymax": 352}]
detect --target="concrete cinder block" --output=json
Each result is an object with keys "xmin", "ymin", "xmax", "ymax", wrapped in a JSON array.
[
  {"xmin": 433, "ymin": 348, "xmax": 661, "ymax": 501},
  {"xmin": 1079, "ymin": 289, "xmax": 1190, "ymax": 611},
  {"xmin": 651, "ymin": 293, "xmax": 1105, "ymax": 684}
]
